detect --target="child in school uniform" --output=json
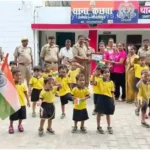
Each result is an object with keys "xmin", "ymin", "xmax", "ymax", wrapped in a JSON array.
[
  {"xmin": 72, "ymin": 74, "xmax": 90, "ymax": 133},
  {"xmin": 68, "ymin": 62, "xmax": 84, "ymax": 89},
  {"xmin": 42, "ymin": 63, "xmax": 53, "ymax": 78},
  {"xmin": 9, "ymin": 69, "xmax": 30, "ymax": 134},
  {"xmin": 9, "ymin": 61, "xmax": 17, "ymax": 71},
  {"xmin": 55, "ymin": 64, "xmax": 73, "ymax": 119},
  {"xmin": 147, "ymin": 72, "xmax": 150, "ymax": 117},
  {"xmin": 90, "ymin": 66, "xmax": 102, "ymax": 115},
  {"xmin": 132, "ymin": 56, "xmax": 149, "ymax": 116},
  {"xmin": 93, "ymin": 67, "xmax": 115, "ymax": 134},
  {"xmin": 29, "ymin": 66, "xmax": 43, "ymax": 117},
  {"xmin": 38, "ymin": 77, "xmax": 60, "ymax": 136},
  {"xmin": 136, "ymin": 70, "xmax": 150, "ymax": 128}
]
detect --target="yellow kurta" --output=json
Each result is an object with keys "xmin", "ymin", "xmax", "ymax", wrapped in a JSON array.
[{"xmin": 126, "ymin": 54, "xmax": 139, "ymax": 102}]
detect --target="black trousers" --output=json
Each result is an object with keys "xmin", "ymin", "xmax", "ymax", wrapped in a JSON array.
[
  {"xmin": 113, "ymin": 73, "xmax": 126, "ymax": 99},
  {"xmin": 110, "ymin": 72, "xmax": 115, "ymax": 82}
]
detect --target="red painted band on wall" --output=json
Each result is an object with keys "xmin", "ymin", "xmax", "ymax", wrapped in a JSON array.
[{"xmin": 31, "ymin": 24, "xmax": 150, "ymax": 30}]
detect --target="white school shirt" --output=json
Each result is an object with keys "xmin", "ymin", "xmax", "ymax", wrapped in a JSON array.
[{"xmin": 59, "ymin": 47, "xmax": 73, "ymax": 64}]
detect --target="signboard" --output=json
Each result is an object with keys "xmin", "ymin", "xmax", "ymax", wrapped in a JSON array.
[
  {"xmin": 92, "ymin": 54, "xmax": 103, "ymax": 61},
  {"xmin": 139, "ymin": 1, "xmax": 150, "ymax": 19},
  {"xmin": 113, "ymin": 1, "xmax": 139, "ymax": 23},
  {"xmin": 71, "ymin": 1, "xmax": 150, "ymax": 24},
  {"xmin": 71, "ymin": 1, "xmax": 114, "ymax": 24}
]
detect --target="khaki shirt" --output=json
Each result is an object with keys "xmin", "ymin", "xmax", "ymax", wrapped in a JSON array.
[
  {"xmin": 138, "ymin": 46, "xmax": 150, "ymax": 64},
  {"xmin": 72, "ymin": 43, "xmax": 87, "ymax": 58},
  {"xmin": 87, "ymin": 46, "xmax": 94, "ymax": 56},
  {"xmin": 14, "ymin": 46, "xmax": 32, "ymax": 65},
  {"xmin": 40, "ymin": 44, "xmax": 59, "ymax": 62}
]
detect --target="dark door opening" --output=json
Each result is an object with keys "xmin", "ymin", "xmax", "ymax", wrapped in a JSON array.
[
  {"xmin": 99, "ymin": 34, "xmax": 116, "ymax": 44},
  {"xmin": 127, "ymin": 35, "xmax": 142, "ymax": 50},
  {"xmin": 56, "ymin": 32, "xmax": 75, "ymax": 50},
  {"xmin": 98, "ymin": 34, "xmax": 116, "ymax": 51}
]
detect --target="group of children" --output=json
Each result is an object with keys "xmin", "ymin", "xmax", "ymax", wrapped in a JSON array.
[{"xmin": 8, "ymin": 60, "xmax": 115, "ymax": 136}]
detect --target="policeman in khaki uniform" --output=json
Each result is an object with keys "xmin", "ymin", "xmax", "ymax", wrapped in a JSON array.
[
  {"xmin": 138, "ymin": 39, "xmax": 150, "ymax": 66},
  {"xmin": 40, "ymin": 36, "xmax": 59, "ymax": 70},
  {"xmin": 72, "ymin": 35, "xmax": 91, "ymax": 87},
  {"xmin": 14, "ymin": 37, "xmax": 33, "ymax": 87}
]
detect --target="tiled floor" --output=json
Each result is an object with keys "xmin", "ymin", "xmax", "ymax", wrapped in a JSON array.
[{"xmin": 1, "ymin": 97, "xmax": 150, "ymax": 149}]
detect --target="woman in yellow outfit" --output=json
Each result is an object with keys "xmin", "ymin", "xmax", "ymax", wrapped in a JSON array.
[{"xmin": 126, "ymin": 46, "xmax": 139, "ymax": 103}]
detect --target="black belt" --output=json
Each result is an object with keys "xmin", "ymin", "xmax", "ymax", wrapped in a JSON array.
[{"xmin": 45, "ymin": 61, "xmax": 57, "ymax": 64}]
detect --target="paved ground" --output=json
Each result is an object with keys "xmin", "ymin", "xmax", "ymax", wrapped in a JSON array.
[{"xmin": 1, "ymin": 96, "xmax": 150, "ymax": 149}]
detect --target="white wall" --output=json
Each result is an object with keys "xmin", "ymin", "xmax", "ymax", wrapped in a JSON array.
[
  {"xmin": 0, "ymin": 1, "xmax": 33, "ymax": 62},
  {"xmin": 36, "ymin": 7, "xmax": 71, "ymax": 24}
]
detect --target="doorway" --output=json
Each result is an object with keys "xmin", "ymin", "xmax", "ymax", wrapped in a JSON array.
[
  {"xmin": 98, "ymin": 34, "xmax": 116, "ymax": 50},
  {"xmin": 99, "ymin": 34, "xmax": 116, "ymax": 44},
  {"xmin": 126, "ymin": 35, "xmax": 142, "ymax": 50},
  {"xmin": 56, "ymin": 32, "xmax": 75, "ymax": 50}
]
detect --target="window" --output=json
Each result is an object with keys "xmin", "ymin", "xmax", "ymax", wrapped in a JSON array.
[
  {"xmin": 45, "ymin": 1, "xmax": 71, "ymax": 7},
  {"xmin": 126, "ymin": 35, "xmax": 142, "ymax": 50}
]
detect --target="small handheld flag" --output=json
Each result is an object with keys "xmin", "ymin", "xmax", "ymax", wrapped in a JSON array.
[
  {"xmin": 74, "ymin": 98, "xmax": 82, "ymax": 105},
  {"xmin": 93, "ymin": 59, "xmax": 106, "ymax": 73},
  {"xmin": 53, "ymin": 70, "xmax": 58, "ymax": 76},
  {"xmin": 66, "ymin": 62, "xmax": 71, "ymax": 70},
  {"xmin": 98, "ymin": 59, "xmax": 106, "ymax": 67}
]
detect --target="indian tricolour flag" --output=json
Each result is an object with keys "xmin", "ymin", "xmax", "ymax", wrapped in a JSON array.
[
  {"xmin": 53, "ymin": 70, "xmax": 58, "ymax": 77},
  {"xmin": 66, "ymin": 62, "xmax": 71, "ymax": 69},
  {"xmin": 74, "ymin": 98, "xmax": 81, "ymax": 105},
  {"xmin": 98, "ymin": 59, "xmax": 106, "ymax": 66},
  {"xmin": 0, "ymin": 54, "xmax": 20, "ymax": 120}
]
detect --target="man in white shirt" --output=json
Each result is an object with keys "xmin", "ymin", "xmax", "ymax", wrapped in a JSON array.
[{"xmin": 59, "ymin": 39, "xmax": 73, "ymax": 64}]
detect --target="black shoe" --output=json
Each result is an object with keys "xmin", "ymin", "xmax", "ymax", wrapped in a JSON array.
[
  {"xmin": 80, "ymin": 127, "xmax": 87, "ymax": 133},
  {"xmin": 135, "ymin": 108, "xmax": 140, "ymax": 116},
  {"xmin": 107, "ymin": 127, "xmax": 113, "ymax": 134},
  {"xmin": 141, "ymin": 122, "xmax": 150, "ymax": 128},
  {"xmin": 38, "ymin": 128, "xmax": 44, "ymax": 136},
  {"xmin": 72, "ymin": 126, "xmax": 77, "ymax": 133},
  {"xmin": 47, "ymin": 128, "xmax": 55, "ymax": 134},
  {"xmin": 97, "ymin": 126, "xmax": 104, "ymax": 134},
  {"xmin": 121, "ymin": 98, "xmax": 126, "ymax": 102},
  {"xmin": 60, "ymin": 113, "xmax": 65, "ymax": 119},
  {"xmin": 115, "ymin": 97, "xmax": 119, "ymax": 101}
]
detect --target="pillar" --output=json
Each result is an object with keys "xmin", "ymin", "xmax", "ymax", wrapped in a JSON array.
[
  {"xmin": 89, "ymin": 30, "xmax": 98, "ymax": 74},
  {"xmin": 33, "ymin": 30, "xmax": 39, "ymax": 65}
]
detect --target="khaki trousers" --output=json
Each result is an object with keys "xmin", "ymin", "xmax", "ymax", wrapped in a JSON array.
[
  {"xmin": 81, "ymin": 63, "xmax": 90, "ymax": 87},
  {"xmin": 18, "ymin": 64, "xmax": 31, "ymax": 86}
]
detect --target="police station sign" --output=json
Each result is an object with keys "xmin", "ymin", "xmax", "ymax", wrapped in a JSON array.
[
  {"xmin": 139, "ymin": 0, "xmax": 150, "ymax": 19},
  {"xmin": 71, "ymin": 1, "xmax": 114, "ymax": 24},
  {"xmin": 139, "ymin": 6, "xmax": 150, "ymax": 19},
  {"xmin": 71, "ymin": 1, "xmax": 140, "ymax": 24}
]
